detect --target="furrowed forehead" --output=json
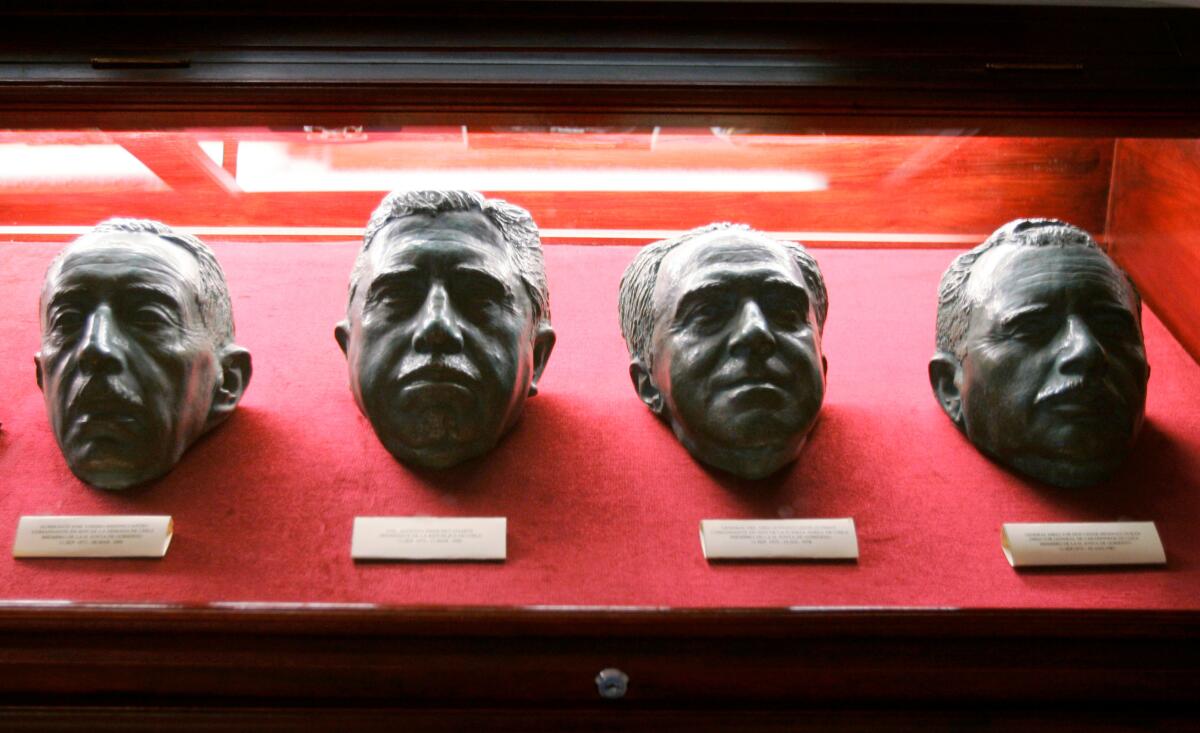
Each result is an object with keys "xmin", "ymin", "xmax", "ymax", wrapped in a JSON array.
[
  {"xmin": 352, "ymin": 215, "xmax": 520, "ymax": 301},
  {"xmin": 365, "ymin": 211, "xmax": 506, "ymax": 272},
  {"xmin": 966, "ymin": 243, "xmax": 1136, "ymax": 316},
  {"xmin": 55, "ymin": 232, "xmax": 198, "ymax": 276},
  {"xmin": 45, "ymin": 233, "xmax": 200, "ymax": 296},
  {"xmin": 376, "ymin": 209, "xmax": 503, "ymax": 249},
  {"xmin": 670, "ymin": 231, "xmax": 789, "ymax": 270},
  {"xmin": 656, "ymin": 233, "xmax": 798, "ymax": 303}
]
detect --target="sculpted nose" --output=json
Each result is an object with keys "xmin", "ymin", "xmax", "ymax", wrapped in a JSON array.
[
  {"xmin": 728, "ymin": 299, "xmax": 776, "ymax": 357},
  {"xmin": 1057, "ymin": 314, "xmax": 1107, "ymax": 377},
  {"xmin": 77, "ymin": 306, "xmax": 124, "ymax": 376},
  {"xmin": 412, "ymin": 283, "xmax": 465, "ymax": 355}
]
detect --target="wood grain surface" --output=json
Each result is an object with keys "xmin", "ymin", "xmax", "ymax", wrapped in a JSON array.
[{"xmin": 1107, "ymin": 138, "xmax": 1200, "ymax": 364}]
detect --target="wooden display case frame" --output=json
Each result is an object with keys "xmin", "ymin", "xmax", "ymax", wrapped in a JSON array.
[{"xmin": 1, "ymin": 3, "xmax": 1199, "ymax": 729}]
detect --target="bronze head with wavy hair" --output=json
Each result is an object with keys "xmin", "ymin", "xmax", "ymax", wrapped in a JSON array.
[{"xmin": 336, "ymin": 191, "xmax": 555, "ymax": 469}]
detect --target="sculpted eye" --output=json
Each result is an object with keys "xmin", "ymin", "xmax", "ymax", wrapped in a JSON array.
[
  {"xmin": 463, "ymin": 295, "xmax": 504, "ymax": 320},
  {"xmin": 131, "ymin": 306, "xmax": 174, "ymax": 329},
  {"xmin": 50, "ymin": 309, "xmax": 84, "ymax": 334},
  {"xmin": 365, "ymin": 272, "xmax": 428, "ymax": 319},
  {"xmin": 385, "ymin": 291, "xmax": 420, "ymax": 309},
  {"xmin": 687, "ymin": 300, "xmax": 734, "ymax": 332},
  {"xmin": 372, "ymin": 289, "xmax": 422, "ymax": 317},
  {"xmin": 1007, "ymin": 316, "xmax": 1056, "ymax": 342},
  {"xmin": 457, "ymin": 288, "xmax": 503, "ymax": 315},
  {"xmin": 451, "ymin": 276, "xmax": 509, "ymax": 319},
  {"xmin": 761, "ymin": 294, "xmax": 807, "ymax": 329},
  {"xmin": 1091, "ymin": 310, "xmax": 1138, "ymax": 339}
]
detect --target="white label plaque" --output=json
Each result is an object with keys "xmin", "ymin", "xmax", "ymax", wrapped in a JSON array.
[
  {"xmin": 700, "ymin": 518, "xmax": 858, "ymax": 561},
  {"xmin": 351, "ymin": 517, "xmax": 506, "ymax": 561},
  {"xmin": 12, "ymin": 515, "xmax": 173, "ymax": 558},
  {"xmin": 1001, "ymin": 521, "xmax": 1166, "ymax": 568}
]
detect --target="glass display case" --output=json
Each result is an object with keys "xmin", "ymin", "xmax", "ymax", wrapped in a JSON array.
[{"xmin": 0, "ymin": 3, "xmax": 1198, "ymax": 729}]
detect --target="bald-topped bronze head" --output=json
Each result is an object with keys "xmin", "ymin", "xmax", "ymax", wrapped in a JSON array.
[
  {"xmin": 930, "ymin": 218, "xmax": 1150, "ymax": 488},
  {"xmin": 36, "ymin": 219, "xmax": 251, "ymax": 490}
]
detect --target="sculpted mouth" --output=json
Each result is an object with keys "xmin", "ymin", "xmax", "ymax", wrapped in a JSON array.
[
  {"xmin": 716, "ymin": 371, "xmax": 790, "ymax": 391},
  {"xmin": 1035, "ymin": 382, "xmax": 1123, "ymax": 415},
  {"xmin": 67, "ymin": 396, "xmax": 145, "ymax": 431},
  {"xmin": 69, "ymin": 410, "xmax": 144, "ymax": 442},
  {"xmin": 398, "ymin": 364, "xmax": 479, "ymax": 388},
  {"xmin": 723, "ymin": 379, "xmax": 784, "ymax": 393},
  {"xmin": 714, "ymin": 376, "xmax": 794, "ymax": 408},
  {"xmin": 67, "ymin": 379, "xmax": 145, "ymax": 419},
  {"xmin": 78, "ymin": 410, "xmax": 139, "ymax": 423}
]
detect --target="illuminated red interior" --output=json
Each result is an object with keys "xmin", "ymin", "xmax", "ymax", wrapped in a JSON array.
[
  {"xmin": 1, "ymin": 244, "xmax": 1198, "ymax": 609},
  {"xmin": 0, "ymin": 128, "xmax": 1197, "ymax": 610}
]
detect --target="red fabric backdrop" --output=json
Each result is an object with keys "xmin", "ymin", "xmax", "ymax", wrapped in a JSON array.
[{"xmin": 0, "ymin": 243, "xmax": 1198, "ymax": 609}]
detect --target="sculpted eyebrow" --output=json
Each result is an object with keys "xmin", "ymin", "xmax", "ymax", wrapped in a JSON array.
[
  {"xmin": 673, "ymin": 282, "xmax": 731, "ymax": 318},
  {"xmin": 46, "ymin": 283, "xmax": 187, "ymax": 321},
  {"xmin": 365, "ymin": 269, "xmax": 421, "ymax": 303},
  {"xmin": 1090, "ymin": 303, "xmax": 1140, "ymax": 326},
  {"xmin": 1094, "ymin": 302, "xmax": 1136, "ymax": 316},
  {"xmin": 122, "ymin": 283, "xmax": 185, "ymax": 308},
  {"xmin": 454, "ymin": 266, "xmax": 513, "ymax": 296},
  {"xmin": 46, "ymin": 286, "xmax": 90, "ymax": 310},
  {"xmin": 998, "ymin": 304, "xmax": 1052, "ymax": 327},
  {"xmin": 761, "ymin": 279, "xmax": 809, "ymax": 304}
]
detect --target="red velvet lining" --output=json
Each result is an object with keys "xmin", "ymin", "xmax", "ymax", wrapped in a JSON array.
[{"xmin": 0, "ymin": 244, "xmax": 1197, "ymax": 609}]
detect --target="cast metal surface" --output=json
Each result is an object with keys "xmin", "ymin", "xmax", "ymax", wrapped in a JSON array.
[
  {"xmin": 930, "ymin": 218, "xmax": 1150, "ymax": 488},
  {"xmin": 336, "ymin": 190, "xmax": 555, "ymax": 469},
  {"xmin": 35, "ymin": 219, "xmax": 252, "ymax": 490},
  {"xmin": 595, "ymin": 667, "xmax": 630, "ymax": 699},
  {"xmin": 619, "ymin": 224, "xmax": 829, "ymax": 479}
]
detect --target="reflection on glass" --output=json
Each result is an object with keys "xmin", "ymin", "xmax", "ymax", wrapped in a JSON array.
[{"xmin": 0, "ymin": 127, "xmax": 1115, "ymax": 248}]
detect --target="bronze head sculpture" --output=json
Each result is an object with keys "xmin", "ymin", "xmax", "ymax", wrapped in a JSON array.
[
  {"xmin": 930, "ymin": 218, "xmax": 1150, "ymax": 488},
  {"xmin": 336, "ymin": 190, "xmax": 555, "ymax": 469},
  {"xmin": 618, "ymin": 223, "xmax": 829, "ymax": 479},
  {"xmin": 36, "ymin": 219, "xmax": 252, "ymax": 490}
]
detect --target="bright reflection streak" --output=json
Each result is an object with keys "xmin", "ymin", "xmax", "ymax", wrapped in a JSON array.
[
  {"xmin": 0, "ymin": 144, "xmax": 162, "ymax": 190},
  {"xmin": 235, "ymin": 142, "xmax": 827, "ymax": 193},
  {"xmin": 198, "ymin": 140, "xmax": 225, "ymax": 168}
]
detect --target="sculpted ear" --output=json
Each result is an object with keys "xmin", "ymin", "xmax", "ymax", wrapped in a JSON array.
[
  {"xmin": 929, "ymin": 351, "xmax": 965, "ymax": 429},
  {"xmin": 527, "ymin": 324, "xmax": 556, "ymax": 397},
  {"xmin": 34, "ymin": 353, "xmax": 44, "ymax": 391},
  {"xmin": 206, "ymin": 346, "xmax": 252, "ymax": 431},
  {"xmin": 334, "ymin": 321, "xmax": 350, "ymax": 356},
  {"xmin": 629, "ymin": 358, "xmax": 665, "ymax": 416}
]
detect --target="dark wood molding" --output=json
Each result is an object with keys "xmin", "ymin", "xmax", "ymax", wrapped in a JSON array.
[
  {"xmin": 0, "ymin": 605, "xmax": 1197, "ymax": 710},
  {"xmin": 4, "ymin": 706, "xmax": 1199, "ymax": 733},
  {"xmin": 0, "ymin": 4, "xmax": 1197, "ymax": 132},
  {"xmin": 1, "ymin": 5, "xmax": 1199, "ymax": 726},
  {"xmin": 1, "ymin": 603, "xmax": 1198, "ymax": 638}
]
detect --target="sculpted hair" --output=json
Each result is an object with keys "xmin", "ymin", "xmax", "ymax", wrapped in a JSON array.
[
  {"xmin": 349, "ymin": 190, "xmax": 551, "ymax": 325},
  {"xmin": 935, "ymin": 218, "xmax": 1142, "ymax": 360},
  {"xmin": 46, "ymin": 218, "xmax": 235, "ymax": 346},
  {"xmin": 618, "ymin": 223, "xmax": 828, "ymax": 369}
]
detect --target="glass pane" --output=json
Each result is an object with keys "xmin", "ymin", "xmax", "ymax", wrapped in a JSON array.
[{"xmin": 0, "ymin": 126, "xmax": 1114, "ymax": 246}]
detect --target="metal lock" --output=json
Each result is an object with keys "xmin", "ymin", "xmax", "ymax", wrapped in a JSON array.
[{"xmin": 595, "ymin": 667, "xmax": 629, "ymax": 699}]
